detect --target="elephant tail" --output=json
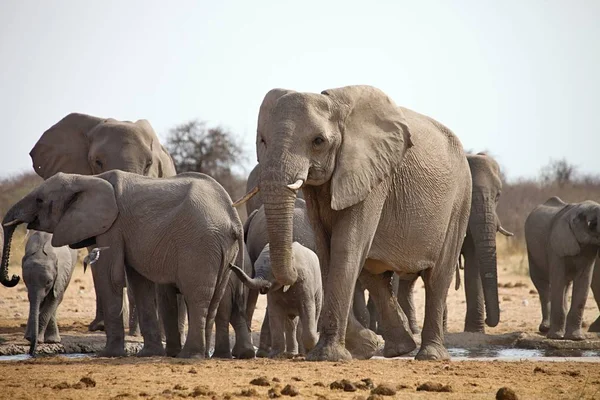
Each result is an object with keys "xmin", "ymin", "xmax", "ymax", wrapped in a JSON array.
[
  {"xmin": 229, "ymin": 264, "xmax": 271, "ymax": 293},
  {"xmin": 455, "ymin": 257, "xmax": 462, "ymax": 291}
]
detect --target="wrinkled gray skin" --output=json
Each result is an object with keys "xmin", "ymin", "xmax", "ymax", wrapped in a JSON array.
[
  {"xmin": 22, "ymin": 231, "xmax": 78, "ymax": 355},
  {"xmin": 28, "ymin": 112, "xmax": 185, "ymax": 339},
  {"xmin": 212, "ymin": 244, "xmax": 255, "ymax": 359},
  {"xmin": 243, "ymin": 85, "xmax": 471, "ymax": 361},
  {"xmin": 525, "ymin": 197, "xmax": 600, "ymax": 340},
  {"xmin": 1, "ymin": 171, "xmax": 242, "ymax": 358},
  {"xmin": 591, "ymin": 259, "xmax": 600, "ymax": 332},
  {"xmin": 244, "ymin": 198, "xmax": 316, "ymax": 357},
  {"xmin": 231, "ymin": 242, "xmax": 322, "ymax": 358}
]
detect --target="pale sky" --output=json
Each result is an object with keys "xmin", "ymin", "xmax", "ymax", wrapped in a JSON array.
[{"xmin": 1, "ymin": 0, "xmax": 598, "ymax": 180}]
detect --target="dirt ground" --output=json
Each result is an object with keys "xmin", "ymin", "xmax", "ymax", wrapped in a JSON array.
[{"xmin": 1, "ymin": 240, "xmax": 599, "ymax": 399}]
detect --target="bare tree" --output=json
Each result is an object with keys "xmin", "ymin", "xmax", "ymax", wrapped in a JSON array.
[{"xmin": 539, "ymin": 158, "xmax": 577, "ymax": 187}]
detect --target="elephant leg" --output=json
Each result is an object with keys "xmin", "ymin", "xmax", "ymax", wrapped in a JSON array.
[
  {"xmin": 127, "ymin": 282, "xmax": 140, "ymax": 336},
  {"xmin": 88, "ymin": 262, "xmax": 105, "ymax": 332},
  {"xmin": 246, "ymin": 289, "xmax": 259, "ymax": 328},
  {"xmin": 44, "ymin": 312, "xmax": 60, "ymax": 344},
  {"xmin": 299, "ymin": 299, "xmax": 318, "ymax": 353},
  {"xmin": 38, "ymin": 295, "xmax": 60, "ymax": 343},
  {"xmin": 213, "ymin": 286, "xmax": 233, "ymax": 359},
  {"xmin": 366, "ymin": 295, "xmax": 378, "ymax": 332},
  {"xmin": 464, "ymin": 241, "xmax": 486, "ymax": 332},
  {"xmin": 267, "ymin": 299, "xmax": 286, "ymax": 358},
  {"xmin": 296, "ymin": 319, "xmax": 305, "ymax": 355},
  {"xmin": 157, "ymin": 284, "xmax": 182, "ymax": 357},
  {"xmin": 396, "ymin": 277, "xmax": 421, "ymax": 335},
  {"xmin": 590, "ymin": 262, "xmax": 600, "ymax": 332},
  {"xmin": 359, "ymin": 269, "xmax": 416, "ymax": 358},
  {"xmin": 352, "ymin": 281, "xmax": 370, "ymax": 329},
  {"xmin": 529, "ymin": 258, "xmax": 551, "ymax": 333},
  {"xmin": 256, "ymin": 309, "xmax": 271, "ymax": 358},
  {"xmin": 565, "ymin": 261, "xmax": 594, "ymax": 340},
  {"xmin": 231, "ymin": 295, "xmax": 255, "ymax": 359},
  {"xmin": 177, "ymin": 294, "xmax": 187, "ymax": 345},
  {"xmin": 285, "ymin": 316, "xmax": 299, "ymax": 355},
  {"xmin": 126, "ymin": 265, "xmax": 164, "ymax": 357},
  {"xmin": 547, "ymin": 259, "xmax": 568, "ymax": 339}
]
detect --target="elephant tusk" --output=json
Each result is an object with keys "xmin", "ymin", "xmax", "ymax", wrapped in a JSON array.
[
  {"xmin": 287, "ymin": 179, "xmax": 303, "ymax": 191},
  {"xmin": 3, "ymin": 219, "xmax": 21, "ymax": 227},
  {"xmin": 498, "ymin": 226, "xmax": 514, "ymax": 237},
  {"xmin": 283, "ymin": 285, "xmax": 290, "ymax": 293},
  {"xmin": 232, "ymin": 186, "xmax": 259, "ymax": 208}
]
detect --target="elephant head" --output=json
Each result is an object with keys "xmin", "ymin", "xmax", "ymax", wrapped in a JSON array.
[
  {"xmin": 29, "ymin": 113, "xmax": 176, "ymax": 179},
  {"xmin": 235, "ymin": 85, "xmax": 412, "ymax": 286},
  {"xmin": 230, "ymin": 244, "xmax": 292, "ymax": 294},
  {"xmin": 466, "ymin": 153, "xmax": 513, "ymax": 328},
  {"xmin": 551, "ymin": 200, "xmax": 600, "ymax": 256},
  {"xmin": 1, "ymin": 173, "xmax": 118, "ymax": 287}
]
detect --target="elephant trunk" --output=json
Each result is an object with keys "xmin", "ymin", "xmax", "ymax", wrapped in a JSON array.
[
  {"xmin": 27, "ymin": 292, "xmax": 42, "ymax": 356},
  {"xmin": 229, "ymin": 264, "xmax": 272, "ymax": 293},
  {"xmin": 472, "ymin": 196, "xmax": 500, "ymax": 327}
]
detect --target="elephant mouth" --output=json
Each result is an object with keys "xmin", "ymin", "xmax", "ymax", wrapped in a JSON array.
[
  {"xmin": 26, "ymin": 217, "xmax": 39, "ymax": 230},
  {"xmin": 69, "ymin": 237, "xmax": 97, "ymax": 249}
]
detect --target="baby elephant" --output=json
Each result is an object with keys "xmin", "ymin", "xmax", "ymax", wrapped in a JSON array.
[
  {"xmin": 22, "ymin": 231, "xmax": 78, "ymax": 355},
  {"xmin": 525, "ymin": 197, "xmax": 600, "ymax": 340},
  {"xmin": 230, "ymin": 242, "xmax": 322, "ymax": 358}
]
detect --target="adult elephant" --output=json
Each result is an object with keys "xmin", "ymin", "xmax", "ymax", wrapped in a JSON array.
[
  {"xmin": 590, "ymin": 257, "xmax": 600, "ymax": 332},
  {"xmin": 236, "ymin": 85, "xmax": 472, "ymax": 361},
  {"xmin": 28, "ymin": 112, "xmax": 183, "ymax": 335}
]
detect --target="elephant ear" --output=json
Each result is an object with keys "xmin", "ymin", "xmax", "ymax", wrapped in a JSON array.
[
  {"xmin": 30, "ymin": 113, "xmax": 103, "ymax": 179},
  {"xmin": 49, "ymin": 244, "xmax": 72, "ymax": 299},
  {"xmin": 51, "ymin": 175, "xmax": 119, "ymax": 248},
  {"xmin": 549, "ymin": 209, "xmax": 581, "ymax": 257},
  {"xmin": 134, "ymin": 119, "xmax": 177, "ymax": 177},
  {"xmin": 256, "ymin": 88, "xmax": 296, "ymax": 163},
  {"xmin": 322, "ymin": 86, "xmax": 413, "ymax": 210}
]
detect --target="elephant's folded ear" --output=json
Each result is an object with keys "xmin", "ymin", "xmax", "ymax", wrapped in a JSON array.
[
  {"xmin": 51, "ymin": 175, "xmax": 119, "ymax": 248},
  {"xmin": 53, "ymin": 247, "xmax": 73, "ymax": 299},
  {"xmin": 30, "ymin": 113, "xmax": 102, "ymax": 179},
  {"xmin": 323, "ymin": 86, "xmax": 413, "ymax": 210},
  {"xmin": 549, "ymin": 213, "xmax": 581, "ymax": 257},
  {"xmin": 256, "ymin": 88, "xmax": 296, "ymax": 163}
]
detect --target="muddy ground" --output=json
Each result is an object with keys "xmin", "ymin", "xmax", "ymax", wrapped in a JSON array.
[{"xmin": 1, "ymin": 246, "xmax": 599, "ymax": 399}]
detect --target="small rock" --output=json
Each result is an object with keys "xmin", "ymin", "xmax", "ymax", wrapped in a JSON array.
[
  {"xmin": 330, "ymin": 379, "xmax": 357, "ymax": 392},
  {"xmin": 371, "ymin": 384, "xmax": 396, "ymax": 396},
  {"xmin": 272, "ymin": 377, "xmax": 281, "ymax": 382},
  {"xmin": 240, "ymin": 388, "xmax": 259, "ymax": 397},
  {"xmin": 250, "ymin": 376, "xmax": 271, "ymax": 386},
  {"xmin": 188, "ymin": 367, "xmax": 198, "ymax": 374},
  {"xmin": 533, "ymin": 366, "xmax": 547, "ymax": 374},
  {"xmin": 313, "ymin": 382, "xmax": 325, "ymax": 387},
  {"xmin": 174, "ymin": 384, "xmax": 188, "ymax": 390},
  {"xmin": 355, "ymin": 378, "xmax": 374, "ymax": 390},
  {"xmin": 80, "ymin": 377, "xmax": 96, "ymax": 387},
  {"xmin": 139, "ymin": 393, "xmax": 149, "ymax": 397},
  {"xmin": 416, "ymin": 382, "xmax": 453, "ymax": 392},
  {"xmin": 529, "ymin": 289, "xmax": 537, "ymax": 295},
  {"xmin": 521, "ymin": 299, "xmax": 529, "ymax": 306},
  {"xmin": 14, "ymin": 313, "xmax": 22, "ymax": 318},
  {"xmin": 496, "ymin": 387, "xmax": 519, "ymax": 400},
  {"xmin": 281, "ymin": 384, "xmax": 299, "ymax": 396},
  {"xmin": 291, "ymin": 376, "xmax": 303, "ymax": 382},
  {"xmin": 268, "ymin": 387, "xmax": 282, "ymax": 398},
  {"xmin": 52, "ymin": 382, "xmax": 71, "ymax": 390}
]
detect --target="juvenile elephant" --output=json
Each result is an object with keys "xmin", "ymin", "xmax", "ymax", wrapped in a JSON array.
[
  {"xmin": 1, "ymin": 170, "xmax": 243, "ymax": 358},
  {"xmin": 212, "ymin": 244, "xmax": 255, "ymax": 359},
  {"xmin": 22, "ymin": 231, "xmax": 78, "ymax": 355},
  {"xmin": 29, "ymin": 112, "xmax": 181, "ymax": 335},
  {"xmin": 525, "ymin": 197, "xmax": 600, "ymax": 339},
  {"xmin": 231, "ymin": 242, "xmax": 322, "ymax": 358},
  {"xmin": 236, "ymin": 85, "xmax": 471, "ymax": 361}
]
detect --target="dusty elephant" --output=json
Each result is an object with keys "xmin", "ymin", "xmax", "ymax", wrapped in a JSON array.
[
  {"xmin": 1, "ymin": 170, "xmax": 243, "ymax": 358},
  {"xmin": 28, "ymin": 112, "xmax": 184, "ymax": 337},
  {"xmin": 231, "ymin": 242, "xmax": 322, "ymax": 358},
  {"xmin": 590, "ymin": 257, "xmax": 600, "ymax": 332},
  {"xmin": 525, "ymin": 197, "xmax": 600, "ymax": 340},
  {"xmin": 21, "ymin": 231, "xmax": 78, "ymax": 355},
  {"xmin": 236, "ymin": 85, "xmax": 472, "ymax": 361}
]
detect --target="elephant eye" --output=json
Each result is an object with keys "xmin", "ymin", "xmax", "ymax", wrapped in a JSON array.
[
  {"xmin": 312, "ymin": 136, "xmax": 325, "ymax": 147},
  {"xmin": 144, "ymin": 159, "xmax": 153, "ymax": 173},
  {"xmin": 36, "ymin": 198, "xmax": 43, "ymax": 204},
  {"xmin": 95, "ymin": 159, "xmax": 103, "ymax": 169}
]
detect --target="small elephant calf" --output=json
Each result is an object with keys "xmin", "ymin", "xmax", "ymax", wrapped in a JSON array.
[
  {"xmin": 230, "ymin": 242, "xmax": 322, "ymax": 358},
  {"xmin": 525, "ymin": 197, "xmax": 600, "ymax": 340},
  {"xmin": 22, "ymin": 231, "xmax": 78, "ymax": 355}
]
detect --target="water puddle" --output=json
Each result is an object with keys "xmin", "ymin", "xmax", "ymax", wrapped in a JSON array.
[{"xmin": 0, "ymin": 353, "xmax": 91, "ymax": 362}]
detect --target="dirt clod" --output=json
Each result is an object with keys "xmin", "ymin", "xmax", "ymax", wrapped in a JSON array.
[
  {"xmin": 174, "ymin": 384, "xmax": 188, "ymax": 390},
  {"xmin": 80, "ymin": 376, "xmax": 96, "ymax": 387},
  {"xmin": 371, "ymin": 384, "xmax": 396, "ymax": 396},
  {"xmin": 281, "ymin": 384, "xmax": 299, "ymax": 396},
  {"xmin": 240, "ymin": 388, "xmax": 259, "ymax": 397},
  {"xmin": 330, "ymin": 379, "xmax": 357, "ymax": 391},
  {"xmin": 272, "ymin": 377, "xmax": 281, "ymax": 382},
  {"xmin": 313, "ymin": 382, "xmax": 325, "ymax": 387},
  {"xmin": 268, "ymin": 387, "xmax": 282, "ymax": 398},
  {"xmin": 356, "ymin": 378, "xmax": 374, "ymax": 390},
  {"xmin": 533, "ymin": 366, "xmax": 547, "ymax": 374},
  {"xmin": 250, "ymin": 376, "xmax": 271, "ymax": 386},
  {"xmin": 188, "ymin": 367, "xmax": 198, "ymax": 374},
  {"xmin": 416, "ymin": 381, "xmax": 453, "ymax": 392},
  {"xmin": 496, "ymin": 387, "xmax": 519, "ymax": 400}
]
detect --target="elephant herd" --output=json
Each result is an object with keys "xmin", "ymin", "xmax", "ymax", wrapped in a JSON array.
[{"xmin": 1, "ymin": 85, "xmax": 599, "ymax": 361}]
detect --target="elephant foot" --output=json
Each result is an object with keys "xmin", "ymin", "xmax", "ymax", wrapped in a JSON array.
[
  {"xmin": 98, "ymin": 347, "xmax": 126, "ymax": 358},
  {"xmin": 464, "ymin": 324, "xmax": 485, "ymax": 334},
  {"xmin": 269, "ymin": 350, "xmax": 295, "ymax": 359},
  {"xmin": 307, "ymin": 340, "xmax": 352, "ymax": 361},
  {"xmin": 345, "ymin": 327, "xmax": 378, "ymax": 360},
  {"xmin": 415, "ymin": 343, "xmax": 450, "ymax": 361},
  {"xmin": 546, "ymin": 330, "xmax": 565, "ymax": 340},
  {"xmin": 256, "ymin": 348, "xmax": 270, "ymax": 358},
  {"xmin": 383, "ymin": 336, "xmax": 417, "ymax": 358},
  {"xmin": 88, "ymin": 318, "xmax": 105, "ymax": 332},
  {"xmin": 137, "ymin": 344, "xmax": 165, "ymax": 357},
  {"xmin": 538, "ymin": 321, "xmax": 550, "ymax": 334},
  {"xmin": 176, "ymin": 349, "xmax": 206, "ymax": 359},
  {"xmin": 44, "ymin": 334, "xmax": 61, "ymax": 344},
  {"xmin": 233, "ymin": 346, "xmax": 256, "ymax": 359},
  {"xmin": 565, "ymin": 329, "xmax": 586, "ymax": 341},
  {"xmin": 212, "ymin": 349, "xmax": 233, "ymax": 359},
  {"xmin": 589, "ymin": 317, "xmax": 600, "ymax": 333}
]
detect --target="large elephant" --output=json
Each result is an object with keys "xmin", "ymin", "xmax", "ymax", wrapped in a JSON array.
[
  {"xmin": 236, "ymin": 85, "xmax": 472, "ymax": 361},
  {"xmin": 29, "ymin": 112, "xmax": 179, "ymax": 335},
  {"xmin": 525, "ymin": 197, "xmax": 600, "ymax": 340},
  {"xmin": 1, "ymin": 170, "xmax": 243, "ymax": 358},
  {"xmin": 591, "ymin": 258, "xmax": 600, "ymax": 332},
  {"xmin": 22, "ymin": 231, "xmax": 78, "ymax": 355}
]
